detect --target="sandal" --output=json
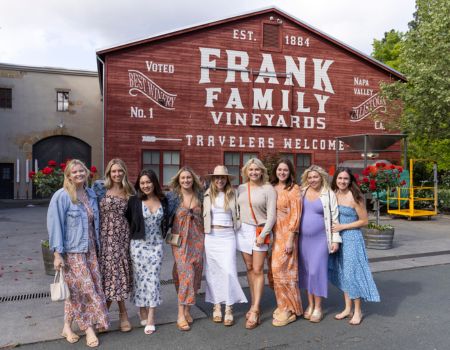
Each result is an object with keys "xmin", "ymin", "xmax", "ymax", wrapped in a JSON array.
[
  {"xmin": 213, "ymin": 304, "xmax": 222, "ymax": 323},
  {"xmin": 303, "ymin": 306, "xmax": 313, "ymax": 320},
  {"xmin": 86, "ymin": 334, "xmax": 99, "ymax": 348},
  {"xmin": 185, "ymin": 312, "xmax": 194, "ymax": 325},
  {"xmin": 310, "ymin": 309, "xmax": 324, "ymax": 323},
  {"xmin": 224, "ymin": 306, "xmax": 234, "ymax": 326},
  {"xmin": 272, "ymin": 312, "xmax": 296, "ymax": 327},
  {"xmin": 61, "ymin": 331, "xmax": 80, "ymax": 344},
  {"xmin": 334, "ymin": 311, "xmax": 354, "ymax": 320},
  {"xmin": 272, "ymin": 307, "xmax": 281, "ymax": 318},
  {"xmin": 120, "ymin": 318, "xmax": 132, "ymax": 332},
  {"xmin": 349, "ymin": 314, "xmax": 364, "ymax": 326},
  {"xmin": 144, "ymin": 324, "xmax": 156, "ymax": 335},
  {"xmin": 177, "ymin": 319, "xmax": 191, "ymax": 331},
  {"xmin": 245, "ymin": 310, "xmax": 260, "ymax": 329}
]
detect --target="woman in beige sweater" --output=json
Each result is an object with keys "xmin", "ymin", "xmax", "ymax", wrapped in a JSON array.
[{"xmin": 236, "ymin": 158, "xmax": 277, "ymax": 329}]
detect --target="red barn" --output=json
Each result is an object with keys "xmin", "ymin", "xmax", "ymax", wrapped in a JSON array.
[{"xmin": 96, "ymin": 7, "xmax": 405, "ymax": 185}]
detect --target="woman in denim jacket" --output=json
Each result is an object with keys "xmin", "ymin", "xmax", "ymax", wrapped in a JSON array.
[{"xmin": 47, "ymin": 159, "xmax": 109, "ymax": 348}]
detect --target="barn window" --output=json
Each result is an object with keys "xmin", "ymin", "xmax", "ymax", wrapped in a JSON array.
[
  {"xmin": 57, "ymin": 91, "xmax": 69, "ymax": 112},
  {"xmin": 0, "ymin": 88, "xmax": 12, "ymax": 109},
  {"xmin": 282, "ymin": 153, "xmax": 312, "ymax": 183},
  {"xmin": 143, "ymin": 150, "xmax": 180, "ymax": 186},
  {"xmin": 224, "ymin": 152, "xmax": 259, "ymax": 185},
  {"xmin": 262, "ymin": 22, "xmax": 281, "ymax": 51}
]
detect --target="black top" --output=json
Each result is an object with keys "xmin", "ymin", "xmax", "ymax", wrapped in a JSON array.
[{"xmin": 126, "ymin": 195, "xmax": 169, "ymax": 239}]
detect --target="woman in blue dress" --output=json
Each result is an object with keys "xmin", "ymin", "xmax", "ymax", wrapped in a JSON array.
[
  {"xmin": 126, "ymin": 169, "xmax": 168, "ymax": 335},
  {"xmin": 329, "ymin": 168, "xmax": 380, "ymax": 325}
]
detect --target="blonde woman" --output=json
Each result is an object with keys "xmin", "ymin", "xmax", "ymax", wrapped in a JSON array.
[
  {"xmin": 48, "ymin": 159, "xmax": 109, "ymax": 348},
  {"xmin": 203, "ymin": 166, "xmax": 247, "ymax": 326},
  {"xmin": 236, "ymin": 158, "xmax": 277, "ymax": 329},
  {"xmin": 299, "ymin": 165, "xmax": 341, "ymax": 323},
  {"xmin": 93, "ymin": 159, "xmax": 135, "ymax": 332},
  {"xmin": 166, "ymin": 166, "xmax": 204, "ymax": 331}
]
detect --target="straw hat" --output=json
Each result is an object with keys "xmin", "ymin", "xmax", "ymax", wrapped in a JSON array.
[{"xmin": 207, "ymin": 165, "xmax": 236, "ymax": 179}]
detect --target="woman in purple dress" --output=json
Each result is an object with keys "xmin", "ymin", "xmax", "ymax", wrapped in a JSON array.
[{"xmin": 299, "ymin": 165, "xmax": 341, "ymax": 323}]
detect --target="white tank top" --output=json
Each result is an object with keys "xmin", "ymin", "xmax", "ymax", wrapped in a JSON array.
[{"xmin": 211, "ymin": 192, "xmax": 233, "ymax": 227}]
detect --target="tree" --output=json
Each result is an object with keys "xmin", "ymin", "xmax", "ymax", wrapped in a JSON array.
[
  {"xmin": 373, "ymin": 0, "xmax": 450, "ymax": 173},
  {"xmin": 371, "ymin": 30, "xmax": 404, "ymax": 71}
]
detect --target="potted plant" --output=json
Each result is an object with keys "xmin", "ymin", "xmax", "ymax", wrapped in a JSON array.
[
  {"xmin": 41, "ymin": 239, "xmax": 56, "ymax": 275},
  {"xmin": 358, "ymin": 162, "xmax": 406, "ymax": 249}
]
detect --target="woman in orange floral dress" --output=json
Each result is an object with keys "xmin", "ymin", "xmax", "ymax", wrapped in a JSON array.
[
  {"xmin": 269, "ymin": 158, "xmax": 302, "ymax": 326},
  {"xmin": 166, "ymin": 166, "xmax": 204, "ymax": 331}
]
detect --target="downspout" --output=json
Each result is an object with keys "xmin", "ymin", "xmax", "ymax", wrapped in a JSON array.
[{"xmin": 96, "ymin": 55, "xmax": 105, "ymax": 175}]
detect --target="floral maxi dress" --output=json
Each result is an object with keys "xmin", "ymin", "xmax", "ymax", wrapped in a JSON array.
[
  {"xmin": 172, "ymin": 205, "xmax": 204, "ymax": 305},
  {"xmin": 64, "ymin": 194, "xmax": 109, "ymax": 331},
  {"xmin": 99, "ymin": 195, "xmax": 132, "ymax": 301}
]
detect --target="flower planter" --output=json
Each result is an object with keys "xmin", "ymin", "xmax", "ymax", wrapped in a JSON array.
[
  {"xmin": 362, "ymin": 227, "xmax": 394, "ymax": 250},
  {"xmin": 41, "ymin": 242, "xmax": 56, "ymax": 276}
]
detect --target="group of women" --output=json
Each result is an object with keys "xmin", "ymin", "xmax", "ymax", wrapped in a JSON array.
[{"xmin": 47, "ymin": 157, "xmax": 380, "ymax": 347}]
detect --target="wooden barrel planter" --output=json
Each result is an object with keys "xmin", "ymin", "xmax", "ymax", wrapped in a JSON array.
[
  {"xmin": 41, "ymin": 241, "xmax": 56, "ymax": 275},
  {"xmin": 363, "ymin": 228, "xmax": 394, "ymax": 250}
]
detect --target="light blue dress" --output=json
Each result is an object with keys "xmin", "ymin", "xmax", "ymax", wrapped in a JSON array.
[
  {"xmin": 328, "ymin": 205, "xmax": 380, "ymax": 302},
  {"xmin": 130, "ymin": 204, "xmax": 164, "ymax": 307}
]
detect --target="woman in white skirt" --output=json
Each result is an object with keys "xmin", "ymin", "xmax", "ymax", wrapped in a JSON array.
[
  {"xmin": 236, "ymin": 158, "xmax": 277, "ymax": 329},
  {"xmin": 203, "ymin": 166, "xmax": 247, "ymax": 326}
]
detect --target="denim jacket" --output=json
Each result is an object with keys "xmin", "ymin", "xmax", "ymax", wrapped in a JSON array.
[{"xmin": 47, "ymin": 187, "xmax": 100, "ymax": 254}]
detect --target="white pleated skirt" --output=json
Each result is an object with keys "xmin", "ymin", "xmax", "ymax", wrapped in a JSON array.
[
  {"xmin": 204, "ymin": 227, "xmax": 248, "ymax": 305},
  {"xmin": 236, "ymin": 222, "xmax": 270, "ymax": 254}
]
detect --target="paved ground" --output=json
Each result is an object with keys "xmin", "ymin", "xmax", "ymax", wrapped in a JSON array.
[{"xmin": 0, "ymin": 205, "xmax": 449, "ymax": 348}]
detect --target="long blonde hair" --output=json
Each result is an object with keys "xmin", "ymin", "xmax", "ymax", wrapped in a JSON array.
[
  {"xmin": 209, "ymin": 175, "xmax": 234, "ymax": 210},
  {"xmin": 104, "ymin": 158, "xmax": 135, "ymax": 198},
  {"xmin": 241, "ymin": 158, "xmax": 269, "ymax": 184},
  {"xmin": 169, "ymin": 166, "xmax": 203, "ymax": 200},
  {"xmin": 63, "ymin": 159, "xmax": 90, "ymax": 203},
  {"xmin": 301, "ymin": 165, "xmax": 330, "ymax": 191}
]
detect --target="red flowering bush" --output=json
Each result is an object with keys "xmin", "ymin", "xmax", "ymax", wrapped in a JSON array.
[
  {"xmin": 358, "ymin": 162, "xmax": 404, "ymax": 194},
  {"xmin": 30, "ymin": 160, "xmax": 98, "ymax": 198}
]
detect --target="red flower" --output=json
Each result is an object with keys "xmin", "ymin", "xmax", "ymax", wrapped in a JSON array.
[
  {"xmin": 363, "ymin": 177, "xmax": 369, "ymax": 183},
  {"xmin": 42, "ymin": 167, "xmax": 54, "ymax": 175},
  {"xmin": 47, "ymin": 160, "xmax": 57, "ymax": 167},
  {"xmin": 60, "ymin": 163, "xmax": 66, "ymax": 170},
  {"xmin": 90, "ymin": 166, "xmax": 97, "ymax": 173},
  {"xmin": 369, "ymin": 179, "xmax": 377, "ymax": 191},
  {"xmin": 401, "ymin": 180, "xmax": 406, "ymax": 185},
  {"xmin": 389, "ymin": 165, "xmax": 396, "ymax": 169},
  {"xmin": 354, "ymin": 174, "xmax": 360, "ymax": 180},
  {"xmin": 28, "ymin": 171, "xmax": 36, "ymax": 178},
  {"xmin": 362, "ymin": 168, "xmax": 370, "ymax": 176}
]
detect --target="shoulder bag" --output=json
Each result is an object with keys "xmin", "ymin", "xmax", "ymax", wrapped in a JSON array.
[{"xmin": 50, "ymin": 269, "xmax": 70, "ymax": 302}]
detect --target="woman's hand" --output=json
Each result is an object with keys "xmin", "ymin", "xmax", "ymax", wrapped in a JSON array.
[
  {"xmin": 330, "ymin": 243, "xmax": 339, "ymax": 253},
  {"xmin": 332, "ymin": 223, "xmax": 345, "ymax": 233},
  {"xmin": 255, "ymin": 235, "xmax": 265, "ymax": 247},
  {"xmin": 285, "ymin": 240, "xmax": 294, "ymax": 254},
  {"xmin": 53, "ymin": 253, "xmax": 65, "ymax": 271}
]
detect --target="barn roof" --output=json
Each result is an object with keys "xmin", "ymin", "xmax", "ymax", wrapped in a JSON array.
[{"xmin": 96, "ymin": 6, "xmax": 406, "ymax": 92}]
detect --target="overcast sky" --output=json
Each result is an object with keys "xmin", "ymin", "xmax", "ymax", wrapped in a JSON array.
[{"xmin": 0, "ymin": 0, "xmax": 416, "ymax": 71}]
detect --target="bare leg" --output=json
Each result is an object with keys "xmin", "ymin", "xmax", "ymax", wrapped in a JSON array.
[
  {"xmin": 61, "ymin": 320, "xmax": 79, "ymax": 342},
  {"xmin": 241, "ymin": 252, "xmax": 255, "ymax": 311},
  {"xmin": 85, "ymin": 326, "xmax": 99, "ymax": 347},
  {"xmin": 147, "ymin": 307, "xmax": 155, "ymax": 326},
  {"xmin": 118, "ymin": 300, "xmax": 129, "ymax": 321},
  {"xmin": 140, "ymin": 307, "xmax": 149, "ymax": 322},
  {"xmin": 335, "ymin": 292, "xmax": 353, "ymax": 319},
  {"xmin": 178, "ymin": 304, "xmax": 187, "ymax": 323},
  {"xmin": 313, "ymin": 295, "xmax": 322, "ymax": 312},
  {"xmin": 349, "ymin": 298, "xmax": 363, "ymax": 325},
  {"xmin": 251, "ymin": 251, "xmax": 267, "ymax": 312}
]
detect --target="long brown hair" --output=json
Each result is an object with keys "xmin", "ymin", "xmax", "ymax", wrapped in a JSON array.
[
  {"xmin": 104, "ymin": 158, "xmax": 135, "ymax": 198},
  {"xmin": 169, "ymin": 166, "xmax": 203, "ymax": 201},
  {"xmin": 270, "ymin": 158, "xmax": 296, "ymax": 190},
  {"xmin": 331, "ymin": 167, "xmax": 364, "ymax": 204}
]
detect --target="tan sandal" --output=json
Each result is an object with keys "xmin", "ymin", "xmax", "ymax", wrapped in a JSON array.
[
  {"xmin": 213, "ymin": 304, "xmax": 222, "ymax": 323},
  {"xmin": 61, "ymin": 331, "xmax": 80, "ymax": 344},
  {"xmin": 120, "ymin": 318, "xmax": 132, "ymax": 332},
  {"xmin": 86, "ymin": 334, "xmax": 99, "ymax": 348},
  {"xmin": 272, "ymin": 312, "xmax": 296, "ymax": 327},
  {"xmin": 310, "ymin": 309, "xmax": 324, "ymax": 323},
  {"xmin": 185, "ymin": 312, "xmax": 193, "ymax": 325},
  {"xmin": 177, "ymin": 319, "xmax": 191, "ymax": 331},
  {"xmin": 223, "ymin": 306, "xmax": 234, "ymax": 326},
  {"xmin": 303, "ymin": 306, "xmax": 313, "ymax": 320},
  {"xmin": 245, "ymin": 310, "xmax": 260, "ymax": 329}
]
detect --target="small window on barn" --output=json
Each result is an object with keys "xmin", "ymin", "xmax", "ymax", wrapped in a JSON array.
[
  {"xmin": 262, "ymin": 22, "xmax": 281, "ymax": 51},
  {"xmin": 57, "ymin": 91, "xmax": 69, "ymax": 112},
  {"xmin": 0, "ymin": 88, "xmax": 12, "ymax": 109},
  {"xmin": 143, "ymin": 150, "xmax": 180, "ymax": 186},
  {"xmin": 296, "ymin": 153, "xmax": 311, "ymax": 183}
]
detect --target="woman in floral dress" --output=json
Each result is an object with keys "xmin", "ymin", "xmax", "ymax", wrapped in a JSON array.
[
  {"xmin": 48, "ymin": 159, "xmax": 109, "ymax": 348},
  {"xmin": 167, "ymin": 166, "xmax": 204, "ymax": 331},
  {"xmin": 94, "ymin": 158, "xmax": 135, "ymax": 332},
  {"xmin": 126, "ymin": 169, "xmax": 168, "ymax": 335},
  {"xmin": 269, "ymin": 158, "xmax": 302, "ymax": 326}
]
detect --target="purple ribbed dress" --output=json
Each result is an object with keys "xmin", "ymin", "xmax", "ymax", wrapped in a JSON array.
[{"xmin": 298, "ymin": 196, "xmax": 328, "ymax": 298}]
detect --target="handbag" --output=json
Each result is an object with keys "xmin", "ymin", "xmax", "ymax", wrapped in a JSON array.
[
  {"xmin": 247, "ymin": 183, "xmax": 270, "ymax": 245},
  {"xmin": 165, "ymin": 231, "xmax": 182, "ymax": 247},
  {"xmin": 50, "ymin": 269, "xmax": 70, "ymax": 302}
]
